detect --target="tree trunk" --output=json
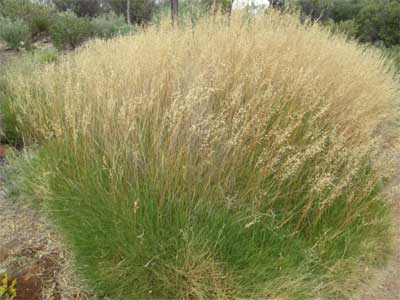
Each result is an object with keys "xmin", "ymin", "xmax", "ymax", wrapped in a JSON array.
[
  {"xmin": 171, "ymin": 0, "xmax": 179, "ymax": 25},
  {"xmin": 127, "ymin": 0, "xmax": 131, "ymax": 25},
  {"xmin": 212, "ymin": 0, "xmax": 218, "ymax": 15}
]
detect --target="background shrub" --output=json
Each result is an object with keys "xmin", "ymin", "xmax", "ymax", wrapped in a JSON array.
[
  {"xmin": 50, "ymin": 12, "xmax": 94, "ymax": 50},
  {"xmin": 327, "ymin": 18, "xmax": 358, "ymax": 40},
  {"xmin": 334, "ymin": 19, "xmax": 358, "ymax": 38},
  {"xmin": 53, "ymin": 0, "xmax": 157, "ymax": 24},
  {"xmin": 0, "ymin": 16, "xmax": 31, "ymax": 49},
  {"xmin": 356, "ymin": 0, "xmax": 400, "ymax": 47},
  {"xmin": 0, "ymin": 0, "xmax": 55, "ymax": 37},
  {"xmin": 28, "ymin": 8, "xmax": 53, "ymax": 36},
  {"xmin": 52, "ymin": 0, "xmax": 104, "ymax": 17},
  {"xmin": 294, "ymin": 0, "xmax": 400, "ymax": 48},
  {"xmin": 296, "ymin": 0, "xmax": 365, "ymax": 22},
  {"xmin": 91, "ymin": 12, "xmax": 134, "ymax": 39},
  {"xmin": 107, "ymin": 0, "xmax": 155, "ymax": 24}
]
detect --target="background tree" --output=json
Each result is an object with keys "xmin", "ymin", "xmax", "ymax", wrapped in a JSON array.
[
  {"xmin": 201, "ymin": 0, "xmax": 232, "ymax": 14},
  {"xmin": 171, "ymin": 0, "xmax": 178, "ymax": 24},
  {"xmin": 127, "ymin": 0, "xmax": 131, "ymax": 24},
  {"xmin": 293, "ymin": 0, "xmax": 400, "ymax": 48},
  {"xmin": 328, "ymin": 0, "xmax": 365, "ymax": 22},
  {"xmin": 52, "ymin": 0, "xmax": 104, "ymax": 17},
  {"xmin": 357, "ymin": 0, "xmax": 400, "ymax": 47},
  {"xmin": 297, "ymin": 0, "xmax": 330, "ymax": 21},
  {"xmin": 106, "ymin": 0, "xmax": 155, "ymax": 24}
]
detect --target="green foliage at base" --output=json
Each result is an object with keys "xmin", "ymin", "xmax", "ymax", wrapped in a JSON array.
[{"xmin": 13, "ymin": 142, "xmax": 392, "ymax": 300}]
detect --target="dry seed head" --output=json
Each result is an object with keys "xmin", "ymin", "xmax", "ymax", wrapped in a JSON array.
[{"xmin": 7, "ymin": 12, "xmax": 399, "ymax": 233}]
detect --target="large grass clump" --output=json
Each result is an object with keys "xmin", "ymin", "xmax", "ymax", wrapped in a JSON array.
[{"xmin": 5, "ymin": 12, "xmax": 399, "ymax": 300}]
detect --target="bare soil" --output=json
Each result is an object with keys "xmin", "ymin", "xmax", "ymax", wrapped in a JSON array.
[
  {"xmin": 356, "ymin": 175, "xmax": 400, "ymax": 300},
  {"xmin": 0, "ymin": 169, "xmax": 96, "ymax": 300}
]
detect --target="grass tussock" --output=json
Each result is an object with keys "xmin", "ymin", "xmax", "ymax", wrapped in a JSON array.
[{"xmin": 4, "ymin": 11, "xmax": 399, "ymax": 300}]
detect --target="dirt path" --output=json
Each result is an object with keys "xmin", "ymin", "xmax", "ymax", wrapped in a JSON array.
[
  {"xmin": 357, "ymin": 173, "xmax": 400, "ymax": 300},
  {"xmin": 0, "ymin": 167, "xmax": 95, "ymax": 300}
]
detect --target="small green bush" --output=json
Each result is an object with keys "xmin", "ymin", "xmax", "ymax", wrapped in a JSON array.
[
  {"xmin": 92, "ymin": 12, "xmax": 134, "ymax": 39},
  {"xmin": 0, "ymin": 17, "xmax": 31, "ymax": 50},
  {"xmin": 29, "ymin": 11, "xmax": 53, "ymax": 36},
  {"xmin": 50, "ymin": 12, "xmax": 95, "ymax": 50}
]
